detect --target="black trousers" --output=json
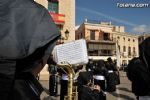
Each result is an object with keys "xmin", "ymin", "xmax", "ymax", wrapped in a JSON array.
[
  {"xmin": 49, "ymin": 74, "xmax": 58, "ymax": 96},
  {"xmin": 106, "ymin": 73, "xmax": 116, "ymax": 92},
  {"xmin": 60, "ymin": 80, "xmax": 68, "ymax": 100}
]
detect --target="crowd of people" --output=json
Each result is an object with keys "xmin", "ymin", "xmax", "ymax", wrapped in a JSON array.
[
  {"xmin": 79, "ymin": 57, "xmax": 120, "ymax": 100},
  {"xmin": 48, "ymin": 57, "xmax": 120, "ymax": 100},
  {"xmin": 50, "ymin": 38, "xmax": 150, "ymax": 100}
]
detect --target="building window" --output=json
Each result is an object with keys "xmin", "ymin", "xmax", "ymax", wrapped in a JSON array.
[
  {"xmin": 123, "ymin": 37, "xmax": 125, "ymax": 40},
  {"xmin": 48, "ymin": 1, "xmax": 58, "ymax": 13},
  {"xmin": 123, "ymin": 37, "xmax": 125, "ymax": 41},
  {"xmin": 133, "ymin": 47, "xmax": 135, "ymax": 52},
  {"xmin": 90, "ymin": 30, "xmax": 95, "ymax": 40},
  {"xmin": 101, "ymin": 50, "xmax": 111, "ymax": 56},
  {"xmin": 103, "ymin": 33, "xmax": 110, "ymax": 40},
  {"xmin": 118, "ymin": 45, "xmax": 120, "ymax": 51},
  {"xmin": 117, "ymin": 36, "xmax": 120, "ymax": 39},
  {"xmin": 128, "ymin": 46, "xmax": 131, "ymax": 56},
  {"xmin": 88, "ymin": 50, "xmax": 98, "ymax": 56},
  {"xmin": 133, "ymin": 39, "xmax": 135, "ymax": 42},
  {"xmin": 133, "ymin": 47, "xmax": 136, "ymax": 56},
  {"xmin": 128, "ymin": 38, "xmax": 130, "ymax": 41},
  {"xmin": 123, "ymin": 46, "xmax": 126, "ymax": 52}
]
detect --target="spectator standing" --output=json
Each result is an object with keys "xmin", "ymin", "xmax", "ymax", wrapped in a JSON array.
[{"xmin": 127, "ymin": 37, "xmax": 150, "ymax": 100}]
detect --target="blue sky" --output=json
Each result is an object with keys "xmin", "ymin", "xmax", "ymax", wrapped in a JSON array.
[{"xmin": 76, "ymin": 0, "xmax": 150, "ymax": 34}]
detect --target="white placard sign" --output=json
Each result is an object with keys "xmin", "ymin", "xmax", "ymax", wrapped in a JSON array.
[{"xmin": 53, "ymin": 39, "xmax": 88, "ymax": 65}]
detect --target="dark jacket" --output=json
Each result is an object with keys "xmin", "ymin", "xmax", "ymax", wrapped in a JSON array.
[
  {"xmin": 77, "ymin": 72, "xmax": 105, "ymax": 100},
  {"xmin": 127, "ymin": 37, "xmax": 150, "ymax": 96},
  {"xmin": 78, "ymin": 85, "xmax": 104, "ymax": 100},
  {"xmin": 0, "ymin": 0, "xmax": 60, "ymax": 99},
  {"xmin": 127, "ymin": 58, "xmax": 150, "ymax": 96}
]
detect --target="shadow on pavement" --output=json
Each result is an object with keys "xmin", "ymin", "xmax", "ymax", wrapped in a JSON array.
[
  {"xmin": 110, "ymin": 92, "xmax": 135, "ymax": 100},
  {"xmin": 117, "ymin": 87, "xmax": 132, "ymax": 93}
]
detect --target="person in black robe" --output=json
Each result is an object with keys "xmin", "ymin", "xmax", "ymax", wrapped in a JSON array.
[
  {"xmin": 127, "ymin": 37, "xmax": 150, "ymax": 100},
  {"xmin": 77, "ymin": 72, "xmax": 105, "ymax": 100},
  {"xmin": 86, "ymin": 59, "xmax": 94, "ymax": 72},
  {"xmin": 59, "ymin": 65, "xmax": 83, "ymax": 100},
  {"xmin": 113, "ymin": 60, "xmax": 120, "ymax": 85},
  {"xmin": 0, "ymin": 0, "xmax": 60, "ymax": 100},
  {"xmin": 105, "ymin": 57, "xmax": 117, "ymax": 92},
  {"xmin": 60, "ymin": 72, "xmax": 68, "ymax": 100},
  {"xmin": 47, "ymin": 55, "xmax": 58, "ymax": 96},
  {"xmin": 93, "ymin": 60, "xmax": 107, "ymax": 100}
]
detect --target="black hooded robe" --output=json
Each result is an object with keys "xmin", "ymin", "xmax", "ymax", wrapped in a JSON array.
[
  {"xmin": 127, "ymin": 37, "xmax": 150, "ymax": 97},
  {"xmin": 0, "ymin": 0, "xmax": 60, "ymax": 100},
  {"xmin": 105, "ymin": 59, "xmax": 117, "ymax": 92}
]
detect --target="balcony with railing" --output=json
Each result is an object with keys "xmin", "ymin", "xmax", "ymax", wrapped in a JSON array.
[
  {"xmin": 85, "ymin": 32, "xmax": 114, "ymax": 44},
  {"xmin": 88, "ymin": 42, "xmax": 116, "ymax": 49},
  {"xmin": 87, "ymin": 39, "xmax": 116, "ymax": 45},
  {"xmin": 88, "ymin": 50, "xmax": 115, "ymax": 56},
  {"xmin": 49, "ymin": 12, "xmax": 65, "ymax": 24}
]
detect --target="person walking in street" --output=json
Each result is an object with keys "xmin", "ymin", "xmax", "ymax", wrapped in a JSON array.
[
  {"xmin": 59, "ymin": 65, "xmax": 83, "ymax": 100},
  {"xmin": 105, "ymin": 57, "xmax": 118, "ymax": 92},
  {"xmin": 93, "ymin": 60, "xmax": 108, "ymax": 100}
]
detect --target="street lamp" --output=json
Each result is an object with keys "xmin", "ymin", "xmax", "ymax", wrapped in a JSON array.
[
  {"xmin": 65, "ymin": 29, "xmax": 69, "ymax": 40},
  {"xmin": 57, "ymin": 29, "xmax": 69, "ymax": 44},
  {"xmin": 58, "ymin": 29, "xmax": 69, "ymax": 44}
]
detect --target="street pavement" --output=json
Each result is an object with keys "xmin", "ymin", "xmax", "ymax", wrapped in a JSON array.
[
  {"xmin": 106, "ymin": 71, "xmax": 136, "ymax": 100},
  {"xmin": 40, "ymin": 71, "xmax": 136, "ymax": 100}
]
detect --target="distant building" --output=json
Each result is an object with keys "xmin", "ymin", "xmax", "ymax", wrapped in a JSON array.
[
  {"xmin": 113, "ymin": 31, "xmax": 139, "ymax": 65},
  {"xmin": 76, "ymin": 19, "xmax": 139, "ymax": 65},
  {"xmin": 35, "ymin": 0, "xmax": 75, "ymax": 42}
]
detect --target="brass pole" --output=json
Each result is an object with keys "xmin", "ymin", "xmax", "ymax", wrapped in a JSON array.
[
  {"xmin": 57, "ymin": 64, "xmax": 75, "ymax": 100},
  {"xmin": 68, "ymin": 71, "xmax": 73, "ymax": 100}
]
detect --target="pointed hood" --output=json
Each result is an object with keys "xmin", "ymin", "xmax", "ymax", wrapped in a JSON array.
[{"xmin": 0, "ymin": 0, "xmax": 60, "ymax": 59}]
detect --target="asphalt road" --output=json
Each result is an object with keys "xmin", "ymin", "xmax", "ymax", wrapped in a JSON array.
[{"xmin": 40, "ymin": 71, "xmax": 136, "ymax": 100}]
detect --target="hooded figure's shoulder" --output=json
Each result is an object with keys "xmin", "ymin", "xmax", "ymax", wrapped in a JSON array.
[
  {"xmin": 127, "ymin": 57, "xmax": 140, "ymax": 80},
  {"xmin": 0, "ymin": 0, "xmax": 60, "ymax": 59},
  {"xmin": 127, "ymin": 57, "xmax": 149, "ymax": 81}
]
